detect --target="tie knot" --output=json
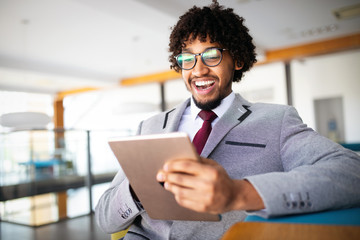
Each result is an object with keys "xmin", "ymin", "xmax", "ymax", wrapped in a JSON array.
[{"xmin": 198, "ymin": 110, "xmax": 217, "ymax": 122}]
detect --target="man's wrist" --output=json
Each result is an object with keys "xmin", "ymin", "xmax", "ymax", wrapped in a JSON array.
[
  {"xmin": 232, "ymin": 179, "xmax": 265, "ymax": 211},
  {"xmin": 129, "ymin": 185, "xmax": 140, "ymax": 202},
  {"xmin": 129, "ymin": 185, "xmax": 144, "ymax": 210}
]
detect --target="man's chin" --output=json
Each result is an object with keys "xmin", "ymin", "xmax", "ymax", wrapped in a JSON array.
[{"xmin": 193, "ymin": 96, "xmax": 222, "ymax": 111}]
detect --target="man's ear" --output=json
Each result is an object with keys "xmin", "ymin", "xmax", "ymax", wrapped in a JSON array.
[{"xmin": 235, "ymin": 61, "xmax": 244, "ymax": 70}]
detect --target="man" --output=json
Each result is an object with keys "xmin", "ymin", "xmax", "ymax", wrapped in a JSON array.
[{"xmin": 95, "ymin": 1, "xmax": 360, "ymax": 239}]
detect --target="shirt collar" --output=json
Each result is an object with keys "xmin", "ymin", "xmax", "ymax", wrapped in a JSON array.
[{"xmin": 190, "ymin": 91, "xmax": 235, "ymax": 120}]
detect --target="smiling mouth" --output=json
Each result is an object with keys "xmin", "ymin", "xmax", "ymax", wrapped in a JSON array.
[{"xmin": 194, "ymin": 80, "xmax": 215, "ymax": 90}]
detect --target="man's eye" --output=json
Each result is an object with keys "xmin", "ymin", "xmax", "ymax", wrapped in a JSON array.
[
  {"xmin": 206, "ymin": 55, "xmax": 220, "ymax": 60},
  {"xmin": 204, "ymin": 50, "xmax": 220, "ymax": 60},
  {"xmin": 182, "ymin": 56, "xmax": 194, "ymax": 62}
]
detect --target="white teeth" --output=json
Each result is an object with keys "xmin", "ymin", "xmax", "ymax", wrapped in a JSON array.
[{"xmin": 195, "ymin": 80, "xmax": 215, "ymax": 87}]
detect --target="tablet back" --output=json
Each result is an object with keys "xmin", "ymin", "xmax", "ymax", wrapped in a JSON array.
[{"xmin": 108, "ymin": 132, "xmax": 220, "ymax": 221}]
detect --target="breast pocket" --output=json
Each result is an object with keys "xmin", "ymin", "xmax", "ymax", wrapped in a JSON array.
[
  {"xmin": 225, "ymin": 141, "xmax": 266, "ymax": 149},
  {"xmin": 213, "ymin": 138, "xmax": 273, "ymax": 178}
]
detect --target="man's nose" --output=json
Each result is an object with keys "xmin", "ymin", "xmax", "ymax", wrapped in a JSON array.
[{"xmin": 192, "ymin": 56, "xmax": 210, "ymax": 76}]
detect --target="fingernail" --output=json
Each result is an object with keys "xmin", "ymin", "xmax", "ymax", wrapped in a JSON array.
[{"xmin": 157, "ymin": 172, "xmax": 165, "ymax": 181}]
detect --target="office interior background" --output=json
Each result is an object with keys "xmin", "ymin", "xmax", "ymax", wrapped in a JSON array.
[{"xmin": 0, "ymin": 0, "xmax": 360, "ymax": 239}]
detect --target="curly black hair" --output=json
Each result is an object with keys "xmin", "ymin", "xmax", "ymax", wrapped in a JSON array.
[{"xmin": 169, "ymin": 0, "xmax": 257, "ymax": 82}]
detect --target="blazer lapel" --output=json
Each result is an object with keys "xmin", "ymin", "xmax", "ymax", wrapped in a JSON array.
[
  {"xmin": 201, "ymin": 94, "xmax": 252, "ymax": 158},
  {"xmin": 161, "ymin": 98, "xmax": 190, "ymax": 133}
]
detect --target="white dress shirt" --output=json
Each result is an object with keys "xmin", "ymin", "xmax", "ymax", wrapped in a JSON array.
[{"xmin": 178, "ymin": 92, "xmax": 235, "ymax": 141}]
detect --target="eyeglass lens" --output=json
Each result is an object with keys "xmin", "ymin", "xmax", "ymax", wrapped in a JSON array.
[{"xmin": 176, "ymin": 48, "xmax": 223, "ymax": 70}]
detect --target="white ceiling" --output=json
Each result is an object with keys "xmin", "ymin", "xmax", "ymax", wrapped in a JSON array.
[{"xmin": 0, "ymin": 0, "xmax": 359, "ymax": 95}]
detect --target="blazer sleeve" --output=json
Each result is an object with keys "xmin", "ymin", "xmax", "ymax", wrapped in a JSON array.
[
  {"xmin": 246, "ymin": 106, "xmax": 360, "ymax": 218},
  {"xmin": 94, "ymin": 169, "xmax": 144, "ymax": 233},
  {"xmin": 94, "ymin": 122, "xmax": 145, "ymax": 233}
]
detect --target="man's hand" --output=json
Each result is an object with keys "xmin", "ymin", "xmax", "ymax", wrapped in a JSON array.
[{"xmin": 156, "ymin": 158, "xmax": 265, "ymax": 214}]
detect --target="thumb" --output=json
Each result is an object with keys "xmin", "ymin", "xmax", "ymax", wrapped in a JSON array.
[{"xmin": 200, "ymin": 157, "xmax": 218, "ymax": 166}]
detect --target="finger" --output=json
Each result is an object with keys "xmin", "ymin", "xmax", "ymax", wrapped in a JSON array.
[
  {"xmin": 164, "ymin": 181, "xmax": 211, "ymax": 206},
  {"xmin": 175, "ymin": 196, "xmax": 209, "ymax": 213},
  {"xmin": 156, "ymin": 169, "xmax": 166, "ymax": 182},
  {"xmin": 164, "ymin": 159, "xmax": 205, "ymax": 175},
  {"xmin": 171, "ymin": 189, "xmax": 219, "ymax": 214},
  {"xmin": 164, "ymin": 173, "xmax": 218, "ymax": 205},
  {"xmin": 165, "ymin": 172, "xmax": 206, "ymax": 189},
  {"xmin": 200, "ymin": 157, "xmax": 218, "ymax": 166},
  {"xmin": 164, "ymin": 158, "xmax": 221, "ymax": 178}
]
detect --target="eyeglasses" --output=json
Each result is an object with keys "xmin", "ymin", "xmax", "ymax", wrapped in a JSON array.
[{"xmin": 175, "ymin": 48, "xmax": 227, "ymax": 70}]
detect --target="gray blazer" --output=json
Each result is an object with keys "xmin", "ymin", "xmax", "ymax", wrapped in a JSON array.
[{"xmin": 95, "ymin": 94, "xmax": 360, "ymax": 240}]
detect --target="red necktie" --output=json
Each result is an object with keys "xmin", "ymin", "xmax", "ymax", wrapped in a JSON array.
[{"xmin": 192, "ymin": 110, "xmax": 217, "ymax": 154}]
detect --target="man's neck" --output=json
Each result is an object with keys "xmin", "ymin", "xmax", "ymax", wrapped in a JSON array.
[{"xmin": 190, "ymin": 92, "xmax": 235, "ymax": 120}]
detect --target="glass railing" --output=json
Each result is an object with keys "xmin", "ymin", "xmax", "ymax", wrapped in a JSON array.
[{"xmin": 0, "ymin": 128, "xmax": 134, "ymax": 226}]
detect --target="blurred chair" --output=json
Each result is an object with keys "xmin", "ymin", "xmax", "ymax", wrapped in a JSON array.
[
  {"xmin": 111, "ymin": 228, "xmax": 129, "ymax": 240},
  {"xmin": 340, "ymin": 143, "xmax": 360, "ymax": 152}
]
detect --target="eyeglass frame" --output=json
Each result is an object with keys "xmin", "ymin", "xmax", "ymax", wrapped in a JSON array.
[{"xmin": 174, "ymin": 48, "xmax": 228, "ymax": 70}]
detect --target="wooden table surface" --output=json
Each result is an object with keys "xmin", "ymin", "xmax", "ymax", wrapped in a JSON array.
[{"xmin": 221, "ymin": 222, "xmax": 360, "ymax": 240}]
